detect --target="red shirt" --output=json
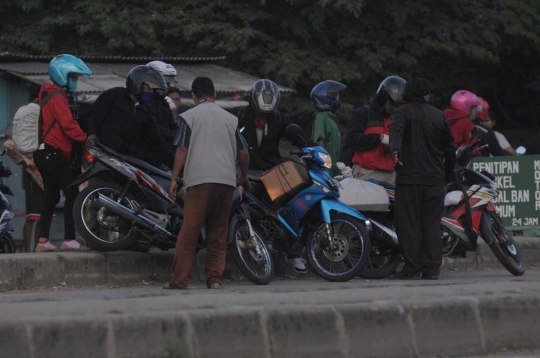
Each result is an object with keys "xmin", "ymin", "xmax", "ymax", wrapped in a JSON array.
[
  {"xmin": 38, "ymin": 84, "xmax": 87, "ymax": 159},
  {"xmin": 443, "ymin": 108, "xmax": 474, "ymax": 149}
]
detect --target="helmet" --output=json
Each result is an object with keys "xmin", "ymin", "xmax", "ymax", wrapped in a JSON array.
[
  {"xmin": 250, "ymin": 79, "xmax": 280, "ymax": 113},
  {"xmin": 310, "ymin": 80, "xmax": 347, "ymax": 112},
  {"xmin": 476, "ymin": 97, "xmax": 490, "ymax": 121},
  {"xmin": 147, "ymin": 61, "xmax": 178, "ymax": 83},
  {"xmin": 450, "ymin": 90, "xmax": 481, "ymax": 117},
  {"xmin": 126, "ymin": 65, "xmax": 167, "ymax": 96},
  {"xmin": 48, "ymin": 54, "xmax": 92, "ymax": 93},
  {"xmin": 376, "ymin": 76, "xmax": 407, "ymax": 107}
]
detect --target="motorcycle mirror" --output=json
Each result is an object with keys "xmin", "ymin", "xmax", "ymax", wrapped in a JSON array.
[
  {"xmin": 285, "ymin": 124, "xmax": 300, "ymax": 137},
  {"xmin": 516, "ymin": 146, "xmax": 527, "ymax": 155}
]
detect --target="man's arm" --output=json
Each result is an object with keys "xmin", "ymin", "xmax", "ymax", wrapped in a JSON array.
[
  {"xmin": 389, "ymin": 108, "xmax": 408, "ymax": 164},
  {"xmin": 442, "ymin": 118, "xmax": 457, "ymax": 181},
  {"xmin": 345, "ymin": 106, "xmax": 380, "ymax": 151},
  {"xmin": 169, "ymin": 117, "xmax": 191, "ymax": 199}
]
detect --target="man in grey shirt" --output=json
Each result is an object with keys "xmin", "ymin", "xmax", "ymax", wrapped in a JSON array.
[{"xmin": 164, "ymin": 77, "xmax": 249, "ymax": 290}]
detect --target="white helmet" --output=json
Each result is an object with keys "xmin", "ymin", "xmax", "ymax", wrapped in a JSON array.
[{"xmin": 147, "ymin": 61, "xmax": 178, "ymax": 83}]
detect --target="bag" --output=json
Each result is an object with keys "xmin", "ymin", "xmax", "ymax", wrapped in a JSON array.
[
  {"xmin": 260, "ymin": 161, "xmax": 309, "ymax": 205},
  {"xmin": 338, "ymin": 178, "xmax": 390, "ymax": 212},
  {"xmin": 12, "ymin": 90, "xmax": 63, "ymax": 154}
]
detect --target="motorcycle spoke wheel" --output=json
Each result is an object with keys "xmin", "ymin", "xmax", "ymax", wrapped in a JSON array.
[{"xmin": 231, "ymin": 223, "xmax": 274, "ymax": 285}]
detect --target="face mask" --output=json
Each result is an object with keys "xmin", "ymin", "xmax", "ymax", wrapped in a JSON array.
[
  {"xmin": 67, "ymin": 78, "xmax": 78, "ymax": 93},
  {"xmin": 139, "ymin": 92, "xmax": 153, "ymax": 103}
]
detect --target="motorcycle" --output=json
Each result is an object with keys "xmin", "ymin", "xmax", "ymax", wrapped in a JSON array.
[
  {"xmin": 245, "ymin": 125, "xmax": 372, "ymax": 282},
  {"xmin": 70, "ymin": 143, "xmax": 275, "ymax": 285},
  {"xmin": 0, "ymin": 163, "xmax": 15, "ymax": 254},
  {"xmin": 350, "ymin": 139, "xmax": 526, "ymax": 278}
]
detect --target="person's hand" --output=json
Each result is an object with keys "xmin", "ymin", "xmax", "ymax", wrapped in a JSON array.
[
  {"xmin": 85, "ymin": 134, "xmax": 99, "ymax": 146},
  {"xmin": 393, "ymin": 151, "xmax": 403, "ymax": 166},
  {"xmin": 236, "ymin": 175, "xmax": 247, "ymax": 186},
  {"xmin": 169, "ymin": 180, "xmax": 177, "ymax": 200},
  {"xmin": 380, "ymin": 134, "xmax": 389, "ymax": 145}
]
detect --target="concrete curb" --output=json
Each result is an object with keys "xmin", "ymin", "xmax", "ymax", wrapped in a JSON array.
[
  {"xmin": 1, "ymin": 294, "xmax": 539, "ymax": 357},
  {"xmin": 0, "ymin": 237, "xmax": 538, "ymax": 291}
]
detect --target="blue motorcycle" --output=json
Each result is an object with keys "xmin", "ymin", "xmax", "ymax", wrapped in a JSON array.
[{"xmin": 245, "ymin": 130, "xmax": 371, "ymax": 282}]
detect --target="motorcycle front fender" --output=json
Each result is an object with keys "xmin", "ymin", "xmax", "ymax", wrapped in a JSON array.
[
  {"xmin": 227, "ymin": 204, "xmax": 251, "ymax": 245},
  {"xmin": 479, "ymin": 209, "xmax": 494, "ymax": 245},
  {"xmin": 319, "ymin": 198, "xmax": 368, "ymax": 223}
]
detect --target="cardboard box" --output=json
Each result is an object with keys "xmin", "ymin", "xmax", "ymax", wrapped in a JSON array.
[{"xmin": 260, "ymin": 161, "xmax": 309, "ymax": 204}]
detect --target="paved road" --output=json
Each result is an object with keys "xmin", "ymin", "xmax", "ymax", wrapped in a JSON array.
[{"xmin": 0, "ymin": 269, "xmax": 538, "ymax": 307}]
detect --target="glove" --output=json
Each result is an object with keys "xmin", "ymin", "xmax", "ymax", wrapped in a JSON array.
[
  {"xmin": 85, "ymin": 134, "xmax": 99, "ymax": 146},
  {"xmin": 381, "ymin": 134, "xmax": 390, "ymax": 145}
]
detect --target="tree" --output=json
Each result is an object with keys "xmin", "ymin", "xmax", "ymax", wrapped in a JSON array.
[{"xmin": 1, "ymin": 0, "xmax": 539, "ymax": 130}]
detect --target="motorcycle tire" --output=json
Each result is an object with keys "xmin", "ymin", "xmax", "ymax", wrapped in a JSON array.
[
  {"xmin": 305, "ymin": 213, "xmax": 371, "ymax": 282},
  {"xmin": 480, "ymin": 211, "xmax": 525, "ymax": 276},
  {"xmin": 230, "ymin": 221, "xmax": 274, "ymax": 285},
  {"xmin": 74, "ymin": 180, "xmax": 139, "ymax": 252},
  {"xmin": 358, "ymin": 250, "xmax": 401, "ymax": 279},
  {"xmin": 0, "ymin": 233, "xmax": 15, "ymax": 253}
]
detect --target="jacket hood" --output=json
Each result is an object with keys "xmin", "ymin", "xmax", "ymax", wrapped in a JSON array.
[
  {"xmin": 443, "ymin": 108, "xmax": 468, "ymax": 122},
  {"xmin": 39, "ymin": 83, "xmax": 66, "ymax": 94}
]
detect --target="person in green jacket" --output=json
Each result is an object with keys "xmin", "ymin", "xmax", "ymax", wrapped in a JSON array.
[{"xmin": 310, "ymin": 80, "xmax": 347, "ymax": 176}]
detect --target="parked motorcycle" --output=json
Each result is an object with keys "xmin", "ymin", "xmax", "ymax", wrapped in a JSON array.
[
  {"xmin": 70, "ymin": 144, "xmax": 274, "ymax": 285},
  {"xmin": 245, "ymin": 125, "xmax": 371, "ymax": 282},
  {"xmin": 351, "ymin": 139, "xmax": 526, "ymax": 278},
  {"xmin": 0, "ymin": 163, "xmax": 15, "ymax": 254}
]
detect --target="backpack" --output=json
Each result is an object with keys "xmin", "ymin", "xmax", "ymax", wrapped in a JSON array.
[{"xmin": 12, "ymin": 90, "xmax": 63, "ymax": 154}]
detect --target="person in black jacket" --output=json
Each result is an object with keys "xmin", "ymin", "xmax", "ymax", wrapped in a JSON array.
[
  {"xmin": 389, "ymin": 78, "xmax": 456, "ymax": 280},
  {"xmin": 88, "ymin": 65, "xmax": 174, "ymax": 168},
  {"xmin": 231, "ymin": 79, "xmax": 315, "ymax": 273},
  {"xmin": 344, "ymin": 76, "xmax": 406, "ymax": 183},
  {"xmin": 231, "ymin": 80, "xmax": 314, "ymax": 172}
]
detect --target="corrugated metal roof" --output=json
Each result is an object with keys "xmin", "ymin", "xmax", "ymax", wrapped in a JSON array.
[
  {"xmin": 0, "ymin": 61, "xmax": 295, "ymax": 95},
  {"xmin": 0, "ymin": 52, "xmax": 226, "ymax": 63}
]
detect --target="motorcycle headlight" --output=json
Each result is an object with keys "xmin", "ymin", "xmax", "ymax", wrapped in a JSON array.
[{"xmin": 318, "ymin": 152, "xmax": 332, "ymax": 170}]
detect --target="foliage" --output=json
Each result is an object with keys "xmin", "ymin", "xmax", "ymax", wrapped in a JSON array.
[{"xmin": 1, "ymin": 0, "xmax": 540, "ymax": 130}]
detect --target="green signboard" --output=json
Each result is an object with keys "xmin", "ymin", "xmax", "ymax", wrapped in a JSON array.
[{"xmin": 470, "ymin": 155, "xmax": 540, "ymax": 230}]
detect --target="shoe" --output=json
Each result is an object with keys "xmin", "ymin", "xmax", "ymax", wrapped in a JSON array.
[
  {"xmin": 35, "ymin": 241, "xmax": 58, "ymax": 253},
  {"xmin": 285, "ymin": 255, "xmax": 308, "ymax": 274},
  {"xmin": 388, "ymin": 272, "xmax": 421, "ymax": 280},
  {"xmin": 59, "ymin": 240, "xmax": 91, "ymax": 252},
  {"xmin": 209, "ymin": 283, "xmax": 221, "ymax": 289},
  {"xmin": 422, "ymin": 273, "xmax": 439, "ymax": 280},
  {"xmin": 162, "ymin": 283, "xmax": 184, "ymax": 290}
]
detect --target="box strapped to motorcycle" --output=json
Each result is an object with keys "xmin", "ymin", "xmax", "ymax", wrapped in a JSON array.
[
  {"xmin": 338, "ymin": 178, "xmax": 390, "ymax": 212},
  {"xmin": 260, "ymin": 161, "xmax": 309, "ymax": 205}
]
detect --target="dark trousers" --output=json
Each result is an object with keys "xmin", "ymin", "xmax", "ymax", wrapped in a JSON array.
[
  {"xmin": 394, "ymin": 184, "xmax": 445, "ymax": 276},
  {"xmin": 170, "ymin": 183, "xmax": 235, "ymax": 289},
  {"xmin": 33, "ymin": 147, "xmax": 78, "ymax": 240}
]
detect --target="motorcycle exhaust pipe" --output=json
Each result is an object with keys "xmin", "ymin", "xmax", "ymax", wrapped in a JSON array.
[
  {"xmin": 97, "ymin": 193, "xmax": 175, "ymax": 238},
  {"xmin": 370, "ymin": 219, "xmax": 399, "ymax": 246}
]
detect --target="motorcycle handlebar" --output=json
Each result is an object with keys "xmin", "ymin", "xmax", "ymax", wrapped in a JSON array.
[{"xmin": 289, "ymin": 150, "xmax": 304, "ymax": 156}]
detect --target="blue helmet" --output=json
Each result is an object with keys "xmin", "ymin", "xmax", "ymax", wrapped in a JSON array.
[
  {"xmin": 49, "ymin": 54, "xmax": 92, "ymax": 93},
  {"xmin": 310, "ymin": 80, "xmax": 347, "ymax": 112}
]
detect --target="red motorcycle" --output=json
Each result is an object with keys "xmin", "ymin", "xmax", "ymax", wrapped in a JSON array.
[{"xmin": 441, "ymin": 140, "xmax": 525, "ymax": 276}]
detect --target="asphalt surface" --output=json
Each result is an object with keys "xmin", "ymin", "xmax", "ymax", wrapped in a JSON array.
[{"xmin": 0, "ymin": 269, "xmax": 537, "ymax": 306}]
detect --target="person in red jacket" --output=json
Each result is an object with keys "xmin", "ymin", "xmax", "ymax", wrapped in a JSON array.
[
  {"xmin": 345, "ymin": 76, "xmax": 406, "ymax": 183},
  {"xmin": 33, "ymin": 54, "xmax": 91, "ymax": 252},
  {"xmin": 443, "ymin": 90, "xmax": 481, "ymax": 149}
]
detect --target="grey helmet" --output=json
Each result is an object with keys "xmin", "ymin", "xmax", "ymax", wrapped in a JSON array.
[
  {"xmin": 250, "ymin": 79, "xmax": 280, "ymax": 113},
  {"xmin": 376, "ymin": 76, "xmax": 407, "ymax": 107},
  {"xmin": 147, "ymin": 61, "xmax": 178, "ymax": 84}
]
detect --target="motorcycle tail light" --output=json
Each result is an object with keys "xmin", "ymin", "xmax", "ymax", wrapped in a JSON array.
[{"xmin": 84, "ymin": 147, "xmax": 104, "ymax": 164}]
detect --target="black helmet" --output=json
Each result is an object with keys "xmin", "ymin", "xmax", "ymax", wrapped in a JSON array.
[
  {"xmin": 126, "ymin": 65, "xmax": 167, "ymax": 96},
  {"xmin": 250, "ymin": 79, "xmax": 280, "ymax": 113},
  {"xmin": 376, "ymin": 76, "xmax": 407, "ymax": 107},
  {"xmin": 310, "ymin": 80, "xmax": 347, "ymax": 113}
]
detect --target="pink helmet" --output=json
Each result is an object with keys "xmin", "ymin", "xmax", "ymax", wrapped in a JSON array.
[{"xmin": 450, "ymin": 90, "xmax": 481, "ymax": 117}]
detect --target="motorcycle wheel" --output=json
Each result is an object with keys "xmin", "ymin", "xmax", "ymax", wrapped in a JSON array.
[
  {"xmin": 358, "ymin": 248, "xmax": 401, "ymax": 279},
  {"xmin": 306, "ymin": 213, "xmax": 371, "ymax": 282},
  {"xmin": 480, "ymin": 211, "xmax": 525, "ymax": 276},
  {"xmin": 0, "ymin": 233, "xmax": 15, "ymax": 253},
  {"xmin": 74, "ymin": 181, "xmax": 139, "ymax": 251},
  {"xmin": 230, "ymin": 221, "xmax": 274, "ymax": 285}
]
